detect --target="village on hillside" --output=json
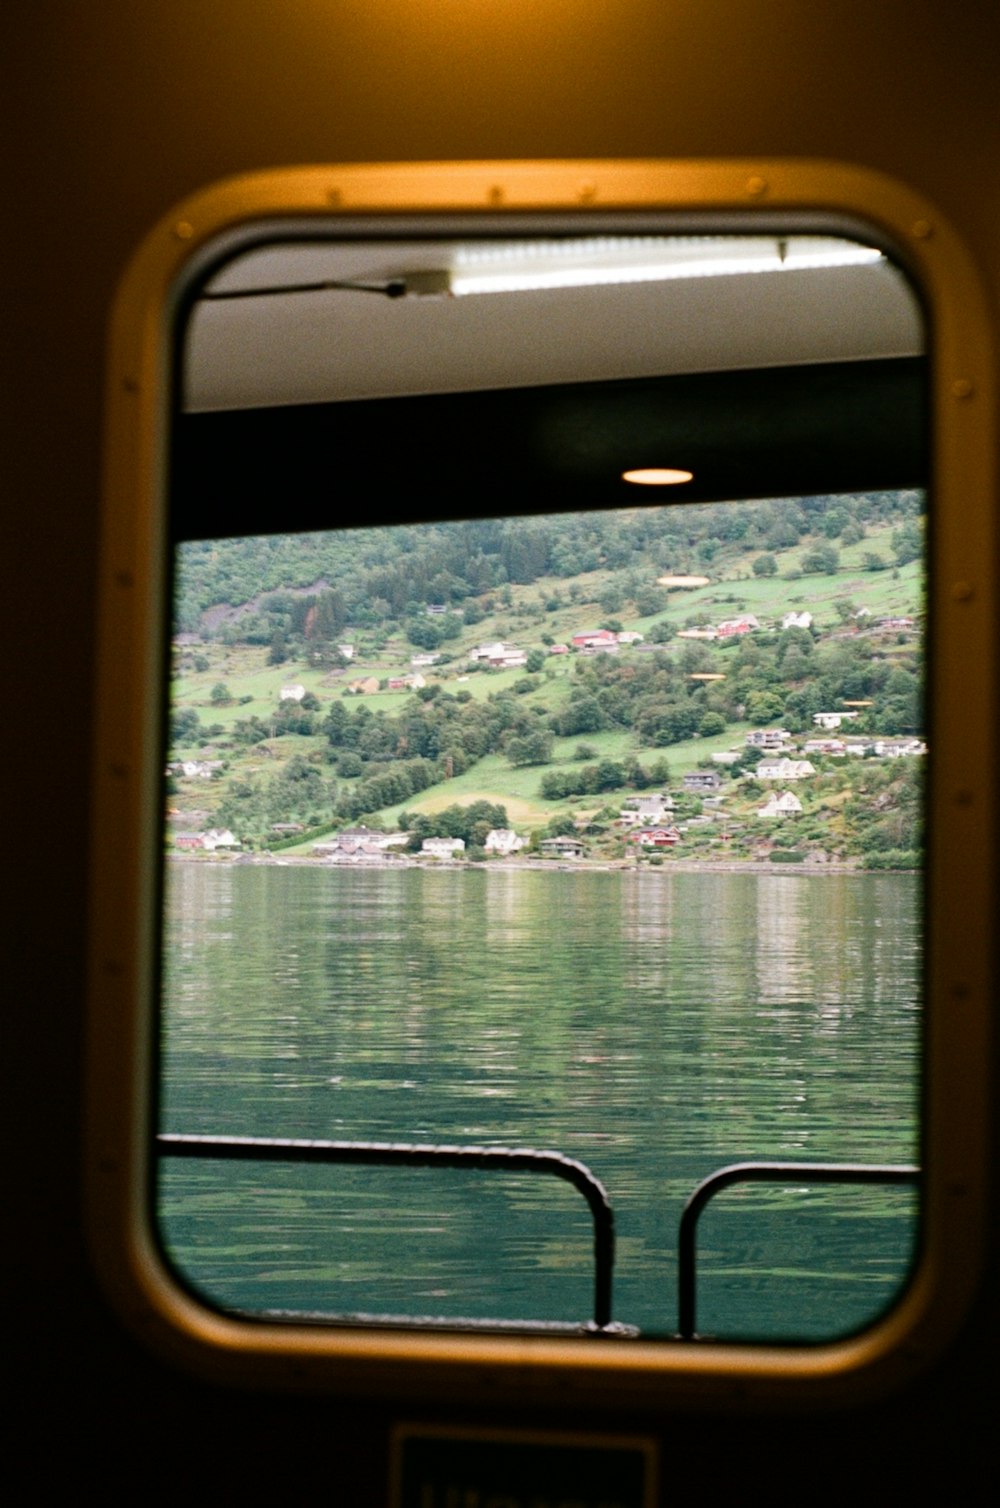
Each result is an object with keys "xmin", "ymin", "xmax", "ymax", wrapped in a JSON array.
[{"xmin": 167, "ymin": 495, "xmax": 925, "ymax": 870}]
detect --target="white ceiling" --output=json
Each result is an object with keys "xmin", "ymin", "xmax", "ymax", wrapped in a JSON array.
[{"xmin": 183, "ymin": 236, "xmax": 923, "ymax": 414}]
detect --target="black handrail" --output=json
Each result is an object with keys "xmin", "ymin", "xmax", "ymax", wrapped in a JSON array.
[
  {"xmin": 676, "ymin": 1159, "xmax": 920, "ymax": 1339},
  {"xmin": 158, "ymin": 1133, "xmax": 616, "ymax": 1331}
]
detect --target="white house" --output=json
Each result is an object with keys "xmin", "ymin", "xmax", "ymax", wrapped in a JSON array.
[
  {"xmin": 280, "ymin": 683, "xmax": 306, "ymax": 701},
  {"xmin": 484, "ymin": 828, "xmax": 525, "ymax": 855},
  {"xmin": 469, "ymin": 641, "xmax": 526, "ymax": 668},
  {"xmin": 620, "ymin": 794, "xmax": 675, "ymax": 825},
  {"xmin": 169, "ymin": 759, "xmax": 224, "ymax": 779},
  {"xmin": 782, "ymin": 611, "xmax": 813, "ymax": 630},
  {"xmin": 420, "ymin": 836, "xmax": 466, "ymax": 857},
  {"xmin": 874, "ymin": 738, "xmax": 927, "ymax": 757},
  {"xmin": 756, "ymin": 757, "xmax": 816, "ymax": 780},
  {"xmin": 758, "ymin": 791, "xmax": 803, "ymax": 819},
  {"xmin": 813, "ymin": 711, "xmax": 859, "ymax": 730},
  {"xmin": 202, "ymin": 828, "xmax": 238, "ymax": 851}
]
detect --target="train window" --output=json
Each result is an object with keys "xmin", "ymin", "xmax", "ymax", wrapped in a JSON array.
[{"xmin": 89, "ymin": 162, "xmax": 993, "ymax": 1400}]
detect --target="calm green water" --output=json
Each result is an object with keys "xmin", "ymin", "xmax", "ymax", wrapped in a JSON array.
[{"xmin": 158, "ymin": 863, "xmax": 921, "ymax": 1340}]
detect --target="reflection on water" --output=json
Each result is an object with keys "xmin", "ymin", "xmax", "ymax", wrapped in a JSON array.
[{"xmin": 159, "ymin": 865, "xmax": 920, "ymax": 1338}]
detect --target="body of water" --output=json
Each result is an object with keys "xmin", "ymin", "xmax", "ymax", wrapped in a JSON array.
[{"xmin": 159, "ymin": 863, "xmax": 921, "ymax": 1341}]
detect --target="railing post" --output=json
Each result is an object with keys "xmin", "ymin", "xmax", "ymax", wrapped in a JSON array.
[
  {"xmin": 159, "ymin": 1134, "xmax": 616, "ymax": 1332},
  {"xmin": 676, "ymin": 1159, "xmax": 920, "ymax": 1339}
]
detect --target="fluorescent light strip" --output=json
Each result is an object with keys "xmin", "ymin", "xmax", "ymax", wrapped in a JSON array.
[{"xmin": 449, "ymin": 238, "xmax": 882, "ymax": 296}]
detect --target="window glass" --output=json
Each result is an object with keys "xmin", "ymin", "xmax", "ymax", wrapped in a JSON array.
[{"xmin": 158, "ymin": 231, "xmax": 925, "ymax": 1341}]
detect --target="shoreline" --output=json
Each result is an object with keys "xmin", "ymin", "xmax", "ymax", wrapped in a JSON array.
[{"xmin": 166, "ymin": 852, "xmax": 910, "ymax": 876}]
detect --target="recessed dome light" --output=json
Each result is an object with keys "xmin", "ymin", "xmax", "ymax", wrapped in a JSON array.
[{"xmin": 622, "ymin": 468, "xmax": 693, "ymax": 486}]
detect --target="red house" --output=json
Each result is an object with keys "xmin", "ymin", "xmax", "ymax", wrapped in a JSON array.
[
  {"xmin": 629, "ymin": 826, "xmax": 681, "ymax": 848},
  {"xmin": 572, "ymin": 628, "xmax": 618, "ymax": 651}
]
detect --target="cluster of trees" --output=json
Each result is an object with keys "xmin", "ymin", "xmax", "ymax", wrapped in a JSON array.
[
  {"xmin": 333, "ymin": 756, "xmax": 439, "ymax": 822},
  {"xmin": 398, "ymin": 800, "xmax": 508, "ymax": 852},
  {"xmin": 842, "ymin": 761, "xmax": 924, "ymax": 868},
  {"xmin": 227, "ymin": 695, "xmax": 323, "ymax": 746},
  {"xmin": 559, "ymin": 625, "xmax": 922, "ymax": 743},
  {"xmin": 323, "ymin": 688, "xmax": 555, "ymax": 773},
  {"xmin": 217, "ymin": 755, "xmax": 335, "ymax": 835},
  {"xmin": 540, "ymin": 756, "xmax": 671, "ymax": 801}
]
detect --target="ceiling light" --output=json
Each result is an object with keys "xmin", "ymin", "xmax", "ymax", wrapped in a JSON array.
[
  {"xmin": 623, "ymin": 468, "xmax": 694, "ymax": 486},
  {"xmin": 444, "ymin": 236, "xmax": 882, "ymax": 297}
]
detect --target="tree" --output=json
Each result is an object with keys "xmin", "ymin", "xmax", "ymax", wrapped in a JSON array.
[
  {"xmin": 506, "ymin": 729, "xmax": 554, "ymax": 767},
  {"xmin": 891, "ymin": 518, "xmax": 922, "ymax": 566},
  {"xmin": 644, "ymin": 756, "xmax": 672, "ymax": 785},
  {"xmin": 634, "ymin": 585, "xmax": 667, "ymax": 617},
  {"xmin": 553, "ymin": 694, "xmax": 605, "ymax": 737},
  {"xmin": 171, "ymin": 706, "xmax": 203, "ymax": 746},
  {"xmin": 752, "ymin": 553, "xmax": 778, "ymax": 577},
  {"xmin": 406, "ymin": 617, "xmax": 446, "ymax": 650},
  {"xmin": 745, "ymin": 690, "xmax": 785, "ymax": 723},
  {"xmin": 210, "ymin": 682, "xmax": 231, "ymax": 704},
  {"xmin": 593, "ymin": 759, "xmax": 625, "ymax": 791},
  {"xmin": 802, "ymin": 544, "xmax": 839, "ymax": 575},
  {"xmin": 305, "ymin": 589, "xmax": 347, "ymax": 662},
  {"xmin": 781, "ymin": 645, "xmax": 812, "ymax": 681}
]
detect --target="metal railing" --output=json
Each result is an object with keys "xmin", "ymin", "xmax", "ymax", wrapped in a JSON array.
[
  {"xmin": 160, "ymin": 1139, "xmax": 921, "ymax": 1341},
  {"xmin": 158, "ymin": 1133, "xmax": 617, "ymax": 1331},
  {"xmin": 676, "ymin": 1159, "xmax": 921, "ymax": 1339}
]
